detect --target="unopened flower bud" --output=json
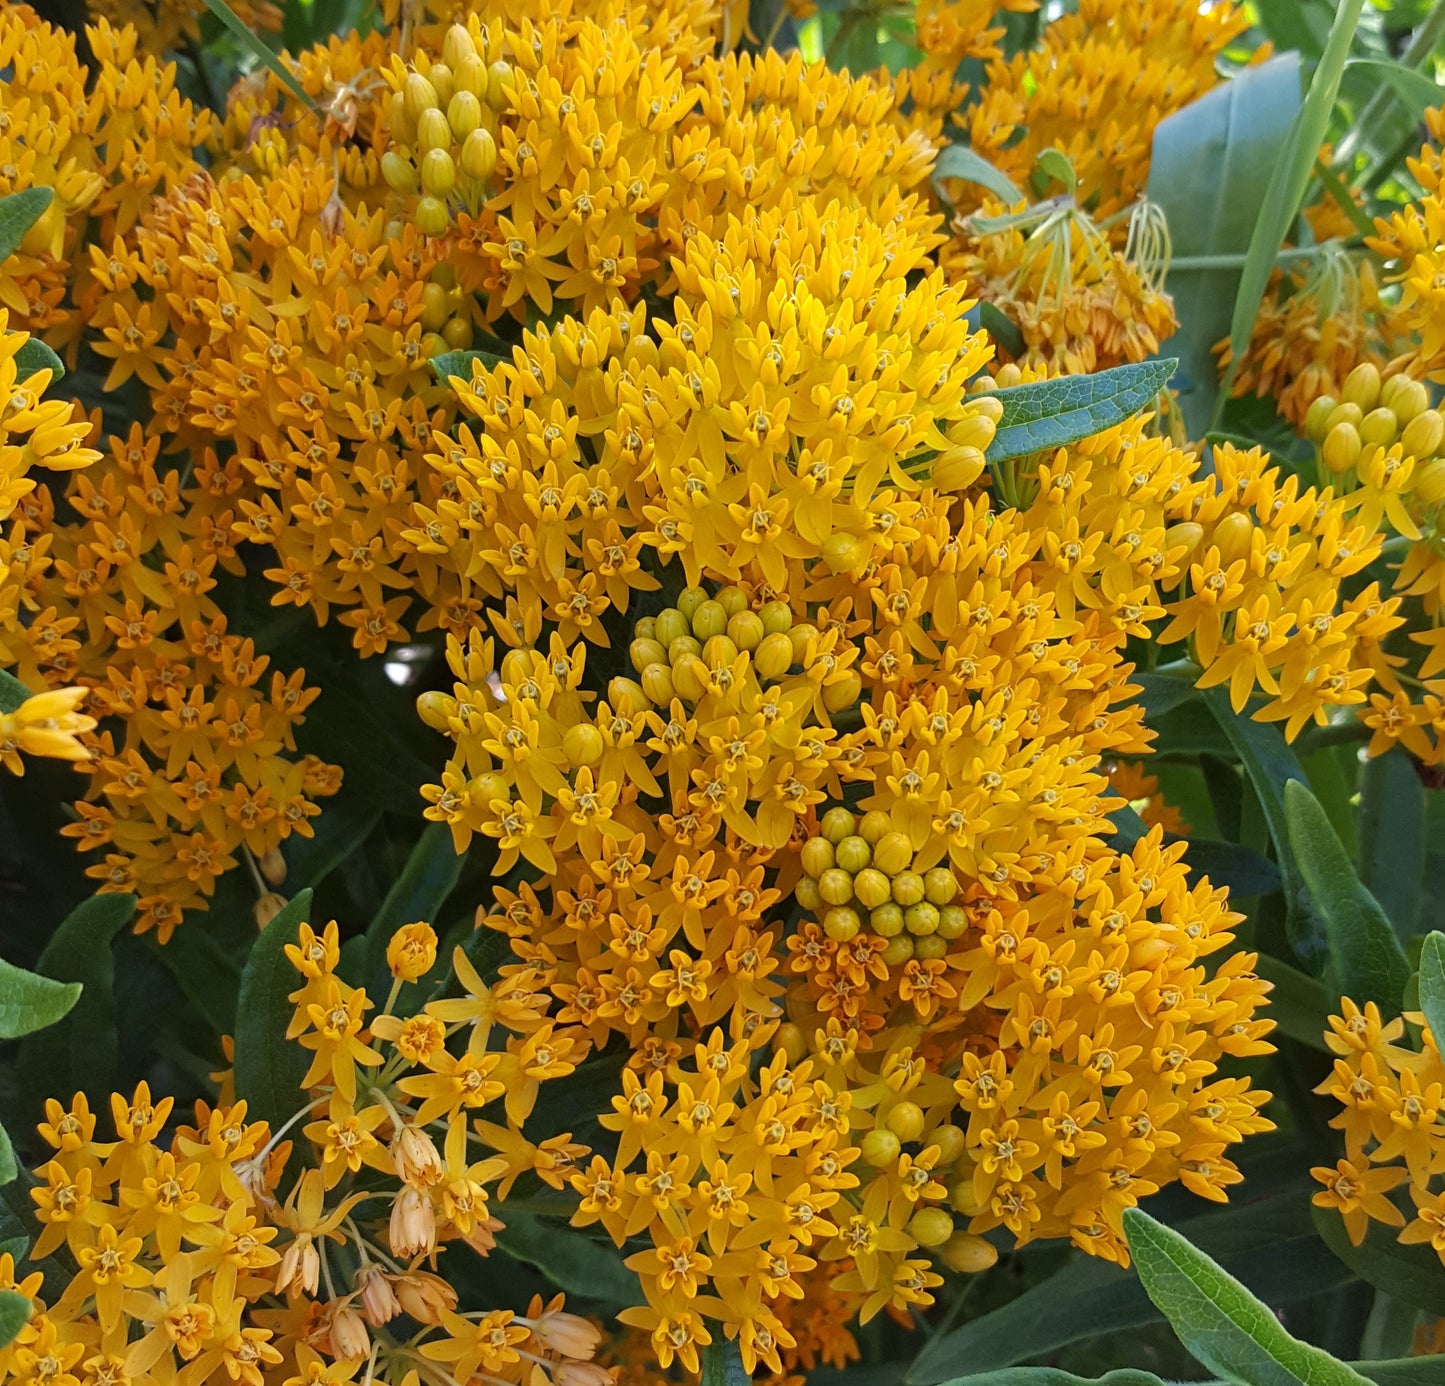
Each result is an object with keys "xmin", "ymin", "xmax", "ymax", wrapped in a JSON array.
[
  {"xmin": 443, "ymin": 24, "xmax": 477, "ymax": 68},
  {"xmin": 420, "ymin": 148, "xmax": 456, "ymax": 198},
  {"xmin": 258, "ymin": 847, "xmax": 286, "ymax": 887},
  {"xmin": 447, "ymin": 90, "xmax": 483, "ymax": 141},
  {"xmin": 328, "ymin": 1303, "xmax": 370, "ymax": 1361},
  {"xmin": 355, "ymin": 1265, "xmax": 400, "ymax": 1326},
  {"xmin": 387, "ymin": 922, "xmax": 438, "ymax": 981},
  {"xmin": 531, "ymin": 1307, "xmax": 603, "ymax": 1359},
  {"xmin": 403, "ymin": 72, "xmax": 440, "ymax": 122},
  {"xmin": 1402, "ymin": 408, "xmax": 1444, "ymax": 460},
  {"xmin": 1323, "ymin": 421, "xmax": 1362, "ymax": 474},
  {"xmin": 415, "ymin": 196, "xmax": 449, "ymax": 237},
  {"xmin": 254, "ymin": 892, "xmax": 287, "ymax": 930},
  {"xmin": 390, "ymin": 1123, "xmax": 443, "ymax": 1184},
  {"xmin": 416, "ymin": 107, "xmax": 452, "ymax": 155},
  {"xmin": 1303, "ymin": 394, "xmax": 1336, "ymax": 444},
  {"xmin": 1342, "ymin": 361, "xmax": 1382, "ymax": 412},
  {"xmin": 941, "ymin": 1230, "xmax": 998, "ymax": 1273},
  {"xmin": 389, "ymin": 1184, "xmax": 436, "ymax": 1258},
  {"xmin": 393, "ymin": 1271, "xmax": 457, "ymax": 1324}
]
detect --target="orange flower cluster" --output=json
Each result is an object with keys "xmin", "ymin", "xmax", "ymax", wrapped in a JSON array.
[
  {"xmin": 1312, "ymin": 1000, "xmax": 1445, "ymax": 1259},
  {"xmin": 957, "ymin": 0, "xmax": 1253, "ymax": 222},
  {"xmin": 3, "ymin": 917, "xmax": 607, "ymax": 1386},
  {"xmin": 943, "ymin": 200, "xmax": 1177, "ymax": 373}
]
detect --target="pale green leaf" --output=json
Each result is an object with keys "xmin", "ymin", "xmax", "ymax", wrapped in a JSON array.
[
  {"xmin": 1034, "ymin": 147, "xmax": 1076, "ymax": 194},
  {"xmin": 429, "ymin": 347, "xmax": 509, "ymax": 382},
  {"xmin": 1217, "ymin": 0, "xmax": 1366, "ymax": 428},
  {"xmin": 932, "ymin": 144, "xmax": 1024, "ymax": 207},
  {"xmin": 1124, "ymin": 1206, "xmax": 1373, "ymax": 1386},
  {"xmin": 984, "ymin": 359, "xmax": 1175, "ymax": 463},
  {"xmin": 1147, "ymin": 55, "xmax": 1301, "ymax": 439}
]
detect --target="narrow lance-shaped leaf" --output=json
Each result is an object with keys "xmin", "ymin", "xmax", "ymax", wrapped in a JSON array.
[
  {"xmin": 984, "ymin": 359, "xmax": 1176, "ymax": 463},
  {"xmin": 0, "ymin": 188, "xmax": 53, "ymax": 262},
  {"xmin": 1124, "ymin": 1206, "xmax": 1374, "ymax": 1386},
  {"xmin": 1285, "ymin": 779, "xmax": 1411, "ymax": 1016},
  {"xmin": 233, "ymin": 889, "xmax": 315, "ymax": 1130},
  {"xmin": 1216, "ymin": 0, "xmax": 1366, "ymax": 427},
  {"xmin": 932, "ymin": 143, "xmax": 1024, "ymax": 207},
  {"xmin": 1202, "ymin": 687, "xmax": 1324, "ymax": 967}
]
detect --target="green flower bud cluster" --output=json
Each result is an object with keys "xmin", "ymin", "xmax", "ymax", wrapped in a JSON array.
[
  {"xmin": 383, "ymin": 24, "xmax": 509, "ymax": 236},
  {"xmin": 609, "ymin": 583, "xmax": 858, "ymax": 711},
  {"xmin": 1306, "ymin": 363, "xmax": 1443, "ymax": 483},
  {"xmin": 795, "ymin": 806, "xmax": 963, "ymax": 965}
]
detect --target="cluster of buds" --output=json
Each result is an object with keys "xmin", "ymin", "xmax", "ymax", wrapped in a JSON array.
[
  {"xmin": 794, "ymin": 807, "xmax": 962, "ymax": 965},
  {"xmin": 383, "ymin": 22, "xmax": 509, "ymax": 235},
  {"xmin": 613, "ymin": 583, "xmax": 857, "ymax": 712},
  {"xmin": 1306, "ymin": 362, "xmax": 1445, "ymax": 496}
]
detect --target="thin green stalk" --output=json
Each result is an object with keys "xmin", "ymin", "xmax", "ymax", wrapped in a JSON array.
[{"xmin": 199, "ymin": 0, "xmax": 318, "ymax": 113}]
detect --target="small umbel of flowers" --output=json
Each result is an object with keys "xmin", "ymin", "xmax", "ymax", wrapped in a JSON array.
[
  {"xmin": 1312, "ymin": 998, "xmax": 1445, "ymax": 1259},
  {"xmin": 1, "ymin": 910, "xmax": 611, "ymax": 1386}
]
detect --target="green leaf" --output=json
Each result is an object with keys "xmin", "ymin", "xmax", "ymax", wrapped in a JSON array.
[
  {"xmin": 984, "ymin": 359, "xmax": 1176, "ymax": 463},
  {"xmin": 1135, "ymin": 672, "xmax": 1199, "ymax": 721},
  {"xmin": 933, "ymin": 1373, "xmax": 1175, "ymax": 1386},
  {"xmin": 429, "ymin": 348, "xmax": 509, "ymax": 383},
  {"xmin": 1313, "ymin": 1206, "xmax": 1445, "ymax": 1316},
  {"xmin": 19, "ymin": 893, "xmax": 136, "ymax": 1107},
  {"xmin": 1216, "ymin": 0, "xmax": 1366, "ymax": 429},
  {"xmin": 0, "ymin": 1238, "xmax": 24, "ymax": 1261},
  {"xmin": 1252, "ymin": 0, "xmax": 1329, "ymax": 56},
  {"xmin": 12, "ymin": 336, "xmax": 62, "ymax": 384},
  {"xmin": 932, "ymin": 143, "xmax": 1024, "ymax": 206},
  {"xmin": 1359, "ymin": 751, "xmax": 1425, "ymax": 940},
  {"xmin": 1124, "ymin": 1205, "xmax": 1372, "ymax": 1386},
  {"xmin": 932, "ymin": 1364, "xmax": 1445, "ymax": 1386},
  {"xmin": 0, "ymin": 1290, "xmax": 31, "ymax": 1351},
  {"xmin": 907, "ymin": 1189, "xmax": 1352, "ymax": 1383},
  {"xmin": 0, "ymin": 1124, "xmax": 14, "ymax": 1186},
  {"xmin": 1034, "ymin": 147, "xmax": 1077, "ymax": 194},
  {"xmin": 1181, "ymin": 838, "xmax": 1280, "ymax": 898},
  {"xmin": 365, "ymin": 823, "xmax": 464, "ymax": 981},
  {"xmin": 1202, "ymin": 688, "xmax": 1324, "ymax": 966},
  {"xmin": 493, "ymin": 1211, "xmax": 640, "ymax": 1310},
  {"xmin": 233, "ymin": 889, "xmax": 314, "ymax": 1130},
  {"xmin": 0, "ymin": 188, "xmax": 53, "ymax": 262},
  {"xmin": 1254, "ymin": 955, "xmax": 1333, "ymax": 1052},
  {"xmin": 1355, "ymin": 1360, "xmax": 1445, "ymax": 1386},
  {"xmin": 700, "ymin": 1338, "xmax": 751, "ymax": 1386},
  {"xmin": 0, "ymin": 670, "xmax": 29, "ymax": 715},
  {"xmin": 1417, "ymin": 932, "xmax": 1445, "ymax": 1051},
  {"xmin": 1344, "ymin": 59, "xmax": 1445, "ymax": 126},
  {"xmin": 1147, "ymin": 54, "xmax": 1302, "ymax": 439},
  {"xmin": 975, "ymin": 301, "xmax": 1025, "ymax": 358},
  {"xmin": 0, "ymin": 960, "xmax": 80, "ymax": 1039},
  {"xmin": 1286, "ymin": 780, "xmax": 1411, "ymax": 1016},
  {"xmin": 197, "ymin": 0, "xmax": 318, "ymax": 112}
]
